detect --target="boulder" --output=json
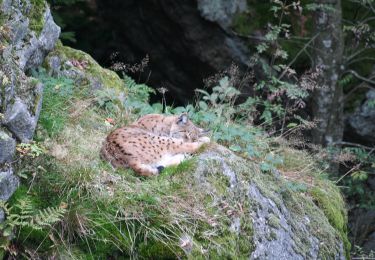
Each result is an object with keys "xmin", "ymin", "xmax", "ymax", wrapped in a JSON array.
[
  {"xmin": 192, "ymin": 145, "xmax": 347, "ymax": 259},
  {"xmin": 349, "ymin": 208, "xmax": 375, "ymax": 254},
  {"xmin": 0, "ymin": 130, "xmax": 16, "ymax": 164},
  {"xmin": 0, "ymin": 168, "xmax": 19, "ymax": 201},
  {"xmin": 347, "ymin": 90, "xmax": 375, "ymax": 144},
  {"xmin": 44, "ymin": 42, "xmax": 123, "ymax": 92},
  {"xmin": 197, "ymin": 0, "xmax": 247, "ymax": 29}
]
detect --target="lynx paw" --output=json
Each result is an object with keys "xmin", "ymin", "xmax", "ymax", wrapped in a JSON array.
[
  {"xmin": 157, "ymin": 166, "xmax": 165, "ymax": 174},
  {"xmin": 198, "ymin": 136, "xmax": 210, "ymax": 143}
]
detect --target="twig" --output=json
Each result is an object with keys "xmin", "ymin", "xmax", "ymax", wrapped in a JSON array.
[
  {"xmin": 335, "ymin": 147, "xmax": 375, "ymax": 184},
  {"xmin": 278, "ymin": 33, "xmax": 319, "ymax": 81},
  {"xmin": 332, "ymin": 141, "xmax": 375, "ymax": 151},
  {"xmin": 336, "ymin": 163, "xmax": 361, "ymax": 184},
  {"xmin": 344, "ymin": 70, "xmax": 375, "ymax": 85},
  {"xmin": 344, "ymin": 83, "xmax": 373, "ymax": 100}
]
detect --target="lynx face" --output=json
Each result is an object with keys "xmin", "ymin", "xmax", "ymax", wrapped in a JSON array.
[
  {"xmin": 100, "ymin": 114, "xmax": 210, "ymax": 177},
  {"xmin": 133, "ymin": 113, "xmax": 209, "ymax": 141}
]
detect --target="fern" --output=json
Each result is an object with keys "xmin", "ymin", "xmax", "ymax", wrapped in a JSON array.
[
  {"xmin": 0, "ymin": 197, "xmax": 66, "ymax": 234},
  {"xmin": 32, "ymin": 207, "xmax": 66, "ymax": 229},
  {"xmin": 123, "ymin": 74, "xmax": 155, "ymax": 103}
]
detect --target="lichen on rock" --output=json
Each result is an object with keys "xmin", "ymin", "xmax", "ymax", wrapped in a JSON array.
[
  {"xmin": 0, "ymin": 0, "xmax": 59, "ymax": 211},
  {"xmin": 192, "ymin": 144, "xmax": 348, "ymax": 259}
]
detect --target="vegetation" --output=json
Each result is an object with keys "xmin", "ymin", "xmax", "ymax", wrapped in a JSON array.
[
  {"xmin": 4, "ymin": 0, "xmax": 373, "ymax": 258},
  {"xmin": 28, "ymin": 0, "xmax": 47, "ymax": 34},
  {"xmin": 0, "ymin": 43, "xmax": 348, "ymax": 257},
  {"xmin": 230, "ymin": 1, "xmax": 375, "ymax": 255}
]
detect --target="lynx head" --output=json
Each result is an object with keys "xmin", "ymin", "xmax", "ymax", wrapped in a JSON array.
[{"xmin": 170, "ymin": 113, "xmax": 209, "ymax": 141}]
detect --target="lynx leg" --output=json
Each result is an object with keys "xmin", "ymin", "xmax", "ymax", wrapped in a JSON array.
[
  {"xmin": 128, "ymin": 160, "xmax": 159, "ymax": 177},
  {"xmin": 157, "ymin": 153, "xmax": 186, "ymax": 167},
  {"xmin": 198, "ymin": 136, "xmax": 210, "ymax": 143},
  {"xmin": 172, "ymin": 141, "xmax": 206, "ymax": 154}
]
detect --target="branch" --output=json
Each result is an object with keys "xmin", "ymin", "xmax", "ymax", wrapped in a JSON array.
[
  {"xmin": 344, "ymin": 70, "xmax": 375, "ymax": 85},
  {"xmin": 346, "ymin": 57, "xmax": 375, "ymax": 66},
  {"xmin": 278, "ymin": 33, "xmax": 319, "ymax": 80},
  {"xmin": 335, "ymin": 146, "xmax": 375, "ymax": 184},
  {"xmin": 345, "ymin": 48, "xmax": 367, "ymax": 62},
  {"xmin": 332, "ymin": 141, "xmax": 375, "ymax": 151},
  {"xmin": 369, "ymin": 1, "xmax": 375, "ymax": 14},
  {"xmin": 344, "ymin": 83, "xmax": 373, "ymax": 100}
]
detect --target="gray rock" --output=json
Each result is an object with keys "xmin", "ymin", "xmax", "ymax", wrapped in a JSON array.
[
  {"xmin": 0, "ymin": 168, "xmax": 19, "ymax": 201},
  {"xmin": 0, "ymin": 0, "xmax": 57, "ymax": 147},
  {"xmin": 197, "ymin": 0, "xmax": 247, "ymax": 29},
  {"xmin": 349, "ymin": 208, "xmax": 375, "ymax": 254},
  {"xmin": 363, "ymin": 231, "xmax": 375, "ymax": 253},
  {"xmin": 348, "ymin": 89, "xmax": 375, "ymax": 143},
  {"xmin": 24, "ymin": 8, "xmax": 61, "ymax": 70},
  {"xmin": 194, "ymin": 145, "xmax": 346, "ymax": 259},
  {"xmin": 0, "ymin": 130, "xmax": 16, "ymax": 164},
  {"xmin": 14, "ymin": 7, "xmax": 60, "ymax": 71},
  {"xmin": 0, "ymin": 209, "xmax": 4, "ymax": 223},
  {"xmin": 46, "ymin": 55, "xmax": 61, "ymax": 76},
  {"xmin": 4, "ymin": 97, "xmax": 40, "ymax": 142},
  {"xmin": 0, "ymin": 0, "xmax": 59, "ymax": 227}
]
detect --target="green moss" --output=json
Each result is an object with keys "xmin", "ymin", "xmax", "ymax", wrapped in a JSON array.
[
  {"xmin": 50, "ymin": 42, "xmax": 123, "ymax": 91},
  {"xmin": 160, "ymin": 158, "xmax": 196, "ymax": 176},
  {"xmin": 267, "ymin": 214, "xmax": 280, "ymax": 229},
  {"xmin": 311, "ymin": 184, "xmax": 351, "ymax": 258},
  {"xmin": 28, "ymin": 0, "xmax": 46, "ymax": 35},
  {"xmin": 138, "ymin": 241, "xmax": 181, "ymax": 259},
  {"xmin": 232, "ymin": 12, "xmax": 253, "ymax": 36},
  {"xmin": 29, "ymin": 78, "xmax": 43, "ymax": 115}
]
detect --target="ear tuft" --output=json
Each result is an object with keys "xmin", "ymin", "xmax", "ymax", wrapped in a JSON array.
[{"xmin": 177, "ymin": 113, "xmax": 188, "ymax": 124}]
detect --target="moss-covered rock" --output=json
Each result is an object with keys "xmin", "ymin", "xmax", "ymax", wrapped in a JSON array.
[
  {"xmin": 28, "ymin": 0, "xmax": 47, "ymax": 35},
  {"xmin": 0, "ymin": 0, "xmax": 59, "ymax": 219},
  {"xmin": 6, "ymin": 65, "xmax": 348, "ymax": 258},
  {"xmin": 44, "ymin": 41, "xmax": 123, "ymax": 92},
  {"xmin": 1, "ymin": 1, "xmax": 349, "ymax": 258}
]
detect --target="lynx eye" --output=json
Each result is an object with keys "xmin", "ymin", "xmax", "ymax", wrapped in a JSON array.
[{"xmin": 177, "ymin": 114, "xmax": 188, "ymax": 125}]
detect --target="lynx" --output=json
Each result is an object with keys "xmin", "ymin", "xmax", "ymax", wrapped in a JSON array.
[{"xmin": 100, "ymin": 114, "xmax": 210, "ymax": 176}]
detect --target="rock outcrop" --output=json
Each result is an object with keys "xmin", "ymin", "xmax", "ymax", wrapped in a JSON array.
[
  {"xmin": 193, "ymin": 145, "xmax": 347, "ymax": 259},
  {"xmin": 0, "ymin": 0, "xmax": 60, "ymax": 205},
  {"xmin": 197, "ymin": 0, "xmax": 247, "ymax": 29},
  {"xmin": 0, "ymin": 1, "xmax": 350, "ymax": 258},
  {"xmin": 347, "ymin": 89, "xmax": 375, "ymax": 145}
]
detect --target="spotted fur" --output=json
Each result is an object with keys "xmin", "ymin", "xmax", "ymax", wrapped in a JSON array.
[{"xmin": 100, "ymin": 114, "xmax": 210, "ymax": 176}]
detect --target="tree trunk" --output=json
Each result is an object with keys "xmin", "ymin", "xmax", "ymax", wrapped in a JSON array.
[{"xmin": 311, "ymin": 0, "xmax": 344, "ymax": 147}]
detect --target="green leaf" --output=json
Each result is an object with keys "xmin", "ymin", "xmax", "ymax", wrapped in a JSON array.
[
  {"xmin": 229, "ymin": 145, "xmax": 242, "ymax": 152},
  {"xmin": 198, "ymin": 101, "xmax": 208, "ymax": 111},
  {"xmin": 287, "ymin": 123, "xmax": 298, "ymax": 128},
  {"xmin": 3, "ymin": 227, "xmax": 12, "ymax": 237}
]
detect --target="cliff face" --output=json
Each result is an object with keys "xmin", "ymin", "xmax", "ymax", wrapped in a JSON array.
[
  {"xmin": 0, "ymin": 1, "xmax": 350, "ymax": 258},
  {"xmin": 0, "ymin": 0, "xmax": 59, "ymax": 206}
]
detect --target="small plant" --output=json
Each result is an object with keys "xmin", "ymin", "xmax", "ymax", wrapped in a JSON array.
[
  {"xmin": 16, "ymin": 142, "xmax": 45, "ymax": 158},
  {"xmin": 336, "ymin": 146, "xmax": 375, "ymax": 209},
  {"xmin": 0, "ymin": 196, "xmax": 66, "ymax": 253}
]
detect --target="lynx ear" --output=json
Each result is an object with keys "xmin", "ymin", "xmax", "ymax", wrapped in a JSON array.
[{"xmin": 177, "ymin": 113, "xmax": 188, "ymax": 125}]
